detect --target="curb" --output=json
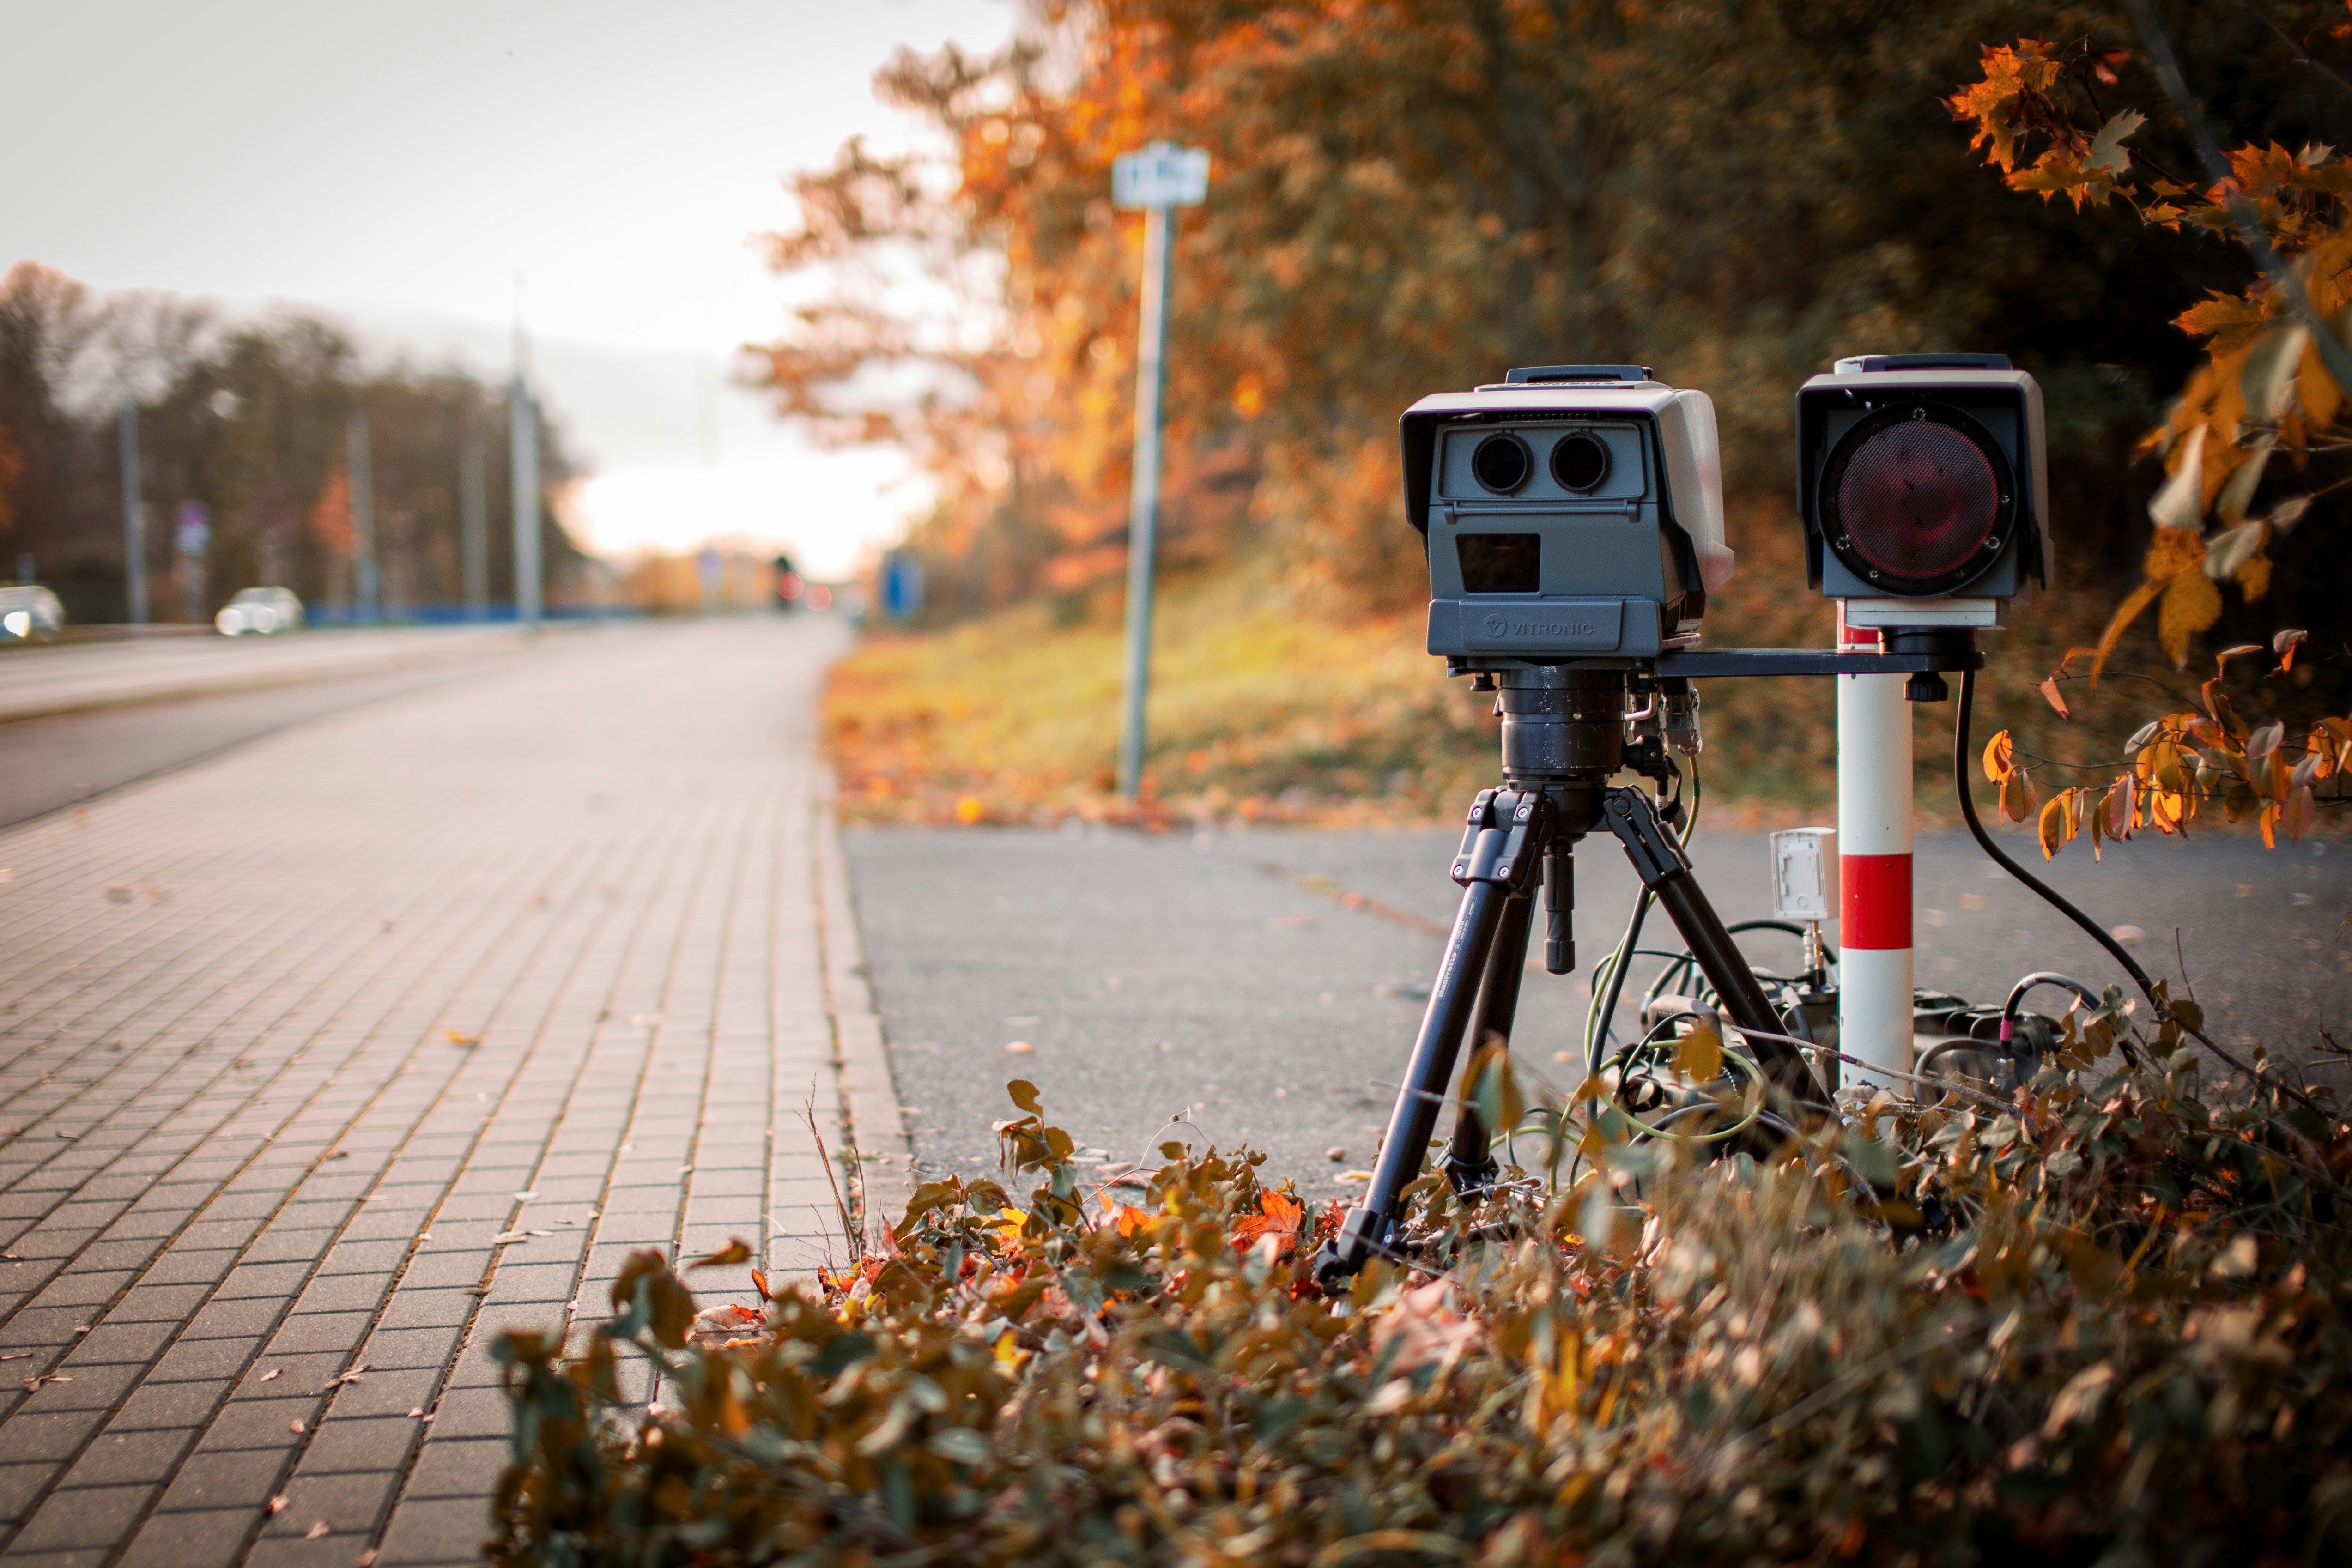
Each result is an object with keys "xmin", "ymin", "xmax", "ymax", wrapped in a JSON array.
[{"xmin": 814, "ymin": 770, "xmax": 917, "ymax": 1249}]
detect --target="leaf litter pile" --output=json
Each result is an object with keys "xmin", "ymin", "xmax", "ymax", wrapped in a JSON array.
[{"xmin": 493, "ymin": 1011, "xmax": 2352, "ymax": 1566}]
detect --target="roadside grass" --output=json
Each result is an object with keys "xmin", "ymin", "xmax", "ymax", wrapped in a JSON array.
[
  {"xmin": 824, "ymin": 560, "xmax": 1501, "ymax": 826},
  {"xmin": 824, "ymin": 515, "xmax": 2165, "ymax": 830}
]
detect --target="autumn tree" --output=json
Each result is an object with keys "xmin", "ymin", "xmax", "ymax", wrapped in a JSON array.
[
  {"xmin": 754, "ymin": 3, "xmax": 2343, "ymax": 629},
  {"xmin": 0, "ymin": 264, "xmax": 588, "ymax": 622},
  {"xmin": 1946, "ymin": 6, "xmax": 2352, "ymax": 857}
]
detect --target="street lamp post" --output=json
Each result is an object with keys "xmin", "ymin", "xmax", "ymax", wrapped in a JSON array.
[{"xmin": 1110, "ymin": 141, "xmax": 1209, "ymax": 801}]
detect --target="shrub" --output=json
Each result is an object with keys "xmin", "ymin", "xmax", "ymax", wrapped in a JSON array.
[{"xmin": 493, "ymin": 1027, "xmax": 2352, "ymax": 1566}]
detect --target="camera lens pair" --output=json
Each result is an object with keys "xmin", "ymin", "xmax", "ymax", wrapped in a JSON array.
[{"xmin": 1472, "ymin": 431, "xmax": 1609, "ymax": 495}]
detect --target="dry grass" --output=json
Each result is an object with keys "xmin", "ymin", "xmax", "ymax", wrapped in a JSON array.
[{"xmin": 824, "ymin": 513, "xmax": 2268, "ymax": 831}]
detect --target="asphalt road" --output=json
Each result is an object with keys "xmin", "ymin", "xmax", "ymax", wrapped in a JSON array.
[
  {"xmin": 0, "ymin": 623, "xmax": 528, "ymax": 722},
  {"xmin": 0, "ymin": 625, "xmax": 545, "ymax": 827},
  {"xmin": 847, "ymin": 820, "xmax": 2352, "ymax": 1198}
]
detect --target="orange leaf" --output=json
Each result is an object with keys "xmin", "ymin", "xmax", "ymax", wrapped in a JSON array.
[
  {"xmin": 2087, "ymin": 577, "xmax": 2166, "ymax": 689},
  {"xmin": 1983, "ymin": 730, "xmax": 2018, "ymax": 784},
  {"xmin": 2145, "ymin": 527, "xmax": 2207, "ymax": 580},
  {"xmin": 1113, "ymin": 1204, "xmax": 1151, "ymax": 1239},
  {"xmin": 2037, "ymin": 678, "xmax": 2072, "ymax": 720},
  {"xmin": 2158, "ymin": 569, "xmax": 2223, "ymax": 668},
  {"xmin": 2037, "ymin": 791, "xmax": 2073, "ymax": 860},
  {"xmin": 2286, "ymin": 784, "xmax": 2318, "ymax": 840},
  {"xmin": 2276, "ymin": 628, "xmax": 2310, "ymax": 672}
]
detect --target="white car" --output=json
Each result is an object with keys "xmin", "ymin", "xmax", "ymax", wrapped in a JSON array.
[
  {"xmin": 216, "ymin": 586, "xmax": 304, "ymax": 636},
  {"xmin": 0, "ymin": 585, "xmax": 64, "ymax": 642}
]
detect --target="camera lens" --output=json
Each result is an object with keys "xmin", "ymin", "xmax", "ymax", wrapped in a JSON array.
[
  {"xmin": 1551, "ymin": 433, "xmax": 1610, "ymax": 492},
  {"xmin": 1470, "ymin": 433, "xmax": 1533, "ymax": 494},
  {"xmin": 1823, "ymin": 404, "xmax": 2012, "ymax": 595}
]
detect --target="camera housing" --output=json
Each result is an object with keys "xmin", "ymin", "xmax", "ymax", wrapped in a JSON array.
[
  {"xmin": 1405, "ymin": 365, "xmax": 1734, "ymax": 666},
  {"xmin": 1795, "ymin": 354, "xmax": 2050, "ymax": 629}
]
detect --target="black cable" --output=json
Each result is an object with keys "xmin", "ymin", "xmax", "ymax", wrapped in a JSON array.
[
  {"xmin": 1955, "ymin": 670, "xmax": 2319, "ymax": 1112},
  {"xmin": 2001, "ymin": 972, "xmax": 2102, "ymax": 1023},
  {"xmin": 1955, "ymin": 670, "xmax": 2165, "ymax": 1004}
]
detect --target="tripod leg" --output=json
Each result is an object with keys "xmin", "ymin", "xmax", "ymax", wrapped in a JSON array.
[
  {"xmin": 1600, "ymin": 788, "xmax": 1830, "ymax": 1111},
  {"xmin": 1442, "ymin": 890, "xmax": 1533, "ymax": 1194},
  {"xmin": 1321, "ymin": 789, "xmax": 1548, "ymax": 1279}
]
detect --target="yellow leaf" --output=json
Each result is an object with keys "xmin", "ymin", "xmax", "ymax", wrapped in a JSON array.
[
  {"xmin": 2038, "ymin": 792, "xmax": 2072, "ymax": 860},
  {"xmin": 2001, "ymin": 767, "xmax": 2038, "ymax": 824},
  {"xmin": 1674, "ymin": 1017, "xmax": 1724, "ymax": 1084},
  {"xmin": 2146, "ymin": 424, "xmax": 2209, "ymax": 530},
  {"xmin": 2299, "ymin": 334, "xmax": 2345, "ymax": 428},
  {"xmin": 2286, "ymin": 785, "xmax": 2318, "ymax": 840},
  {"xmin": 2087, "ymin": 576, "xmax": 2167, "ymax": 689},
  {"xmin": 2144, "ymin": 527, "xmax": 2207, "ymax": 578},
  {"xmin": 1983, "ymin": 729, "xmax": 2017, "ymax": 784},
  {"xmin": 2235, "ymin": 550, "xmax": 2273, "ymax": 602},
  {"xmin": 2158, "ymin": 569, "xmax": 2224, "ymax": 667}
]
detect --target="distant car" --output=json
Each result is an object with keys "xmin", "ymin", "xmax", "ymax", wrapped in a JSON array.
[
  {"xmin": 0, "ymin": 584, "xmax": 64, "ymax": 642},
  {"xmin": 215, "ymin": 586, "xmax": 303, "ymax": 636}
]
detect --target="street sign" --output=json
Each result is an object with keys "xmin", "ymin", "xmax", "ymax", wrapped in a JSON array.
[
  {"xmin": 880, "ymin": 550, "xmax": 923, "ymax": 620},
  {"xmin": 1112, "ymin": 143, "xmax": 1209, "ymax": 209},
  {"xmin": 1111, "ymin": 142, "xmax": 1209, "ymax": 799},
  {"xmin": 175, "ymin": 502, "xmax": 210, "ymax": 558}
]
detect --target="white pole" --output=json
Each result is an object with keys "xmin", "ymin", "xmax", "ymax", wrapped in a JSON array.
[
  {"xmin": 1836, "ymin": 608, "xmax": 1914, "ymax": 1086},
  {"xmin": 461, "ymin": 431, "xmax": 487, "ymax": 620},
  {"xmin": 510, "ymin": 376, "xmax": 540, "ymax": 629},
  {"xmin": 348, "ymin": 412, "xmax": 378, "ymax": 624},
  {"xmin": 119, "ymin": 401, "xmax": 146, "ymax": 625},
  {"xmin": 1116, "ymin": 201, "xmax": 1175, "ymax": 800}
]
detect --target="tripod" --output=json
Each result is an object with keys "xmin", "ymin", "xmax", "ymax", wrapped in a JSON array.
[{"xmin": 1318, "ymin": 665, "xmax": 1831, "ymax": 1279}]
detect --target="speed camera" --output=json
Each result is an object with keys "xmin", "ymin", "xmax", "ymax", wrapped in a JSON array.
[
  {"xmin": 1403, "ymin": 365, "xmax": 1735, "ymax": 666},
  {"xmin": 1795, "ymin": 354, "xmax": 2050, "ymax": 628}
]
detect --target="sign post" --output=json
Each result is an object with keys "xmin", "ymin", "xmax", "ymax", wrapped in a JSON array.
[
  {"xmin": 120, "ymin": 401, "xmax": 146, "ymax": 625},
  {"xmin": 1110, "ymin": 141, "xmax": 1209, "ymax": 800},
  {"xmin": 174, "ymin": 502, "xmax": 211, "ymax": 624},
  {"xmin": 1836, "ymin": 607, "xmax": 1915, "ymax": 1087}
]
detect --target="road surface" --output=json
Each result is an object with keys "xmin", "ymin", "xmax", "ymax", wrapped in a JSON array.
[{"xmin": 846, "ymin": 818, "xmax": 2350, "ymax": 1197}]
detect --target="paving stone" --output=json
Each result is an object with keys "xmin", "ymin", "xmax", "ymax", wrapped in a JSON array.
[
  {"xmin": 109, "ymin": 1377, "xmax": 230, "ymax": 1431},
  {"xmin": 255, "ymin": 1467, "xmax": 399, "ymax": 1535},
  {"xmin": 0, "ymin": 621, "xmax": 862, "ymax": 1563},
  {"xmin": 55, "ymin": 1427, "xmax": 194, "ymax": 1489},
  {"xmin": 149, "ymin": 1335, "xmax": 264, "ymax": 1384},
  {"xmin": 295, "ymin": 1415, "xmax": 422, "ymax": 1476},
  {"xmin": 401, "ymin": 1439, "xmax": 505, "ymax": 1500},
  {"xmin": 374, "ymin": 1494, "xmax": 497, "ymax": 1566},
  {"xmin": 155, "ymin": 1446, "xmax": 291, "ymax": 1511},
  {"xmin": 0, "ymin": 1461, "xmax": 58, "ymax": 1525},
  {"xmin": 118, "ymin": 1505, "xmax": 254, "ymax": 1568},
  {"xmin": 9, "ymin": 1482, "xmax": 158, "ymax": 1552}
]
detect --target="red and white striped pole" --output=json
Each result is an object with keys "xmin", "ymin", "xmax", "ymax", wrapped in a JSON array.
[{"xmin": 1837, "ymin": 609, "xmax": 1913, "ymax": 1087}]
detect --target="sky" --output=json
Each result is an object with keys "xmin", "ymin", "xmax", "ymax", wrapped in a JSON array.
[{"xmin": 0, "ymin": 0, "xmax": 1017, "ymax": 575}]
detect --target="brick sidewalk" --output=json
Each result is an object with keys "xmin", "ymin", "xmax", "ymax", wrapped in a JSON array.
[{"xmin": 0, "ymin": 618, "xmax": 911, "ymax": 1568}]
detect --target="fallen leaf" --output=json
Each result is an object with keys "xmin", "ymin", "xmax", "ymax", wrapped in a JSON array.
[
  {"xmin": 267, "ymin": 1495, "xmax": 290, "ymax": 1514},
  {"xmin": 443, "ymin": 1029, "xmax": 478, "ymax": 1047},
  {"xmin": 260, "ymin": 1368, "xmax": 280, "ymax": 1382},
  {"xmin": 306, "ymin": 1521, "xmax": 330, "ymax": 1540},
  {"xmin": 1003, "ymin": 1041, "xmax": 1035, "ymax": 1054},
  {"xmin": 688, "ymin": 1239, "xmax": 753, "ymax": 1271}
]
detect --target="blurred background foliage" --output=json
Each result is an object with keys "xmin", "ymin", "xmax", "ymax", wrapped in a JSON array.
[
  {"xmin": 0, "ymin": 261, "xmax": 592, "ymax": 626},
  {"xmin": 773, "ymin": 1, "xmax": 2352, "ymax": 819}
]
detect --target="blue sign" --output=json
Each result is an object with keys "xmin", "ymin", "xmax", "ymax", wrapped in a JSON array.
[{"xmin": 880, "ymin": 551, "xmax": 923, "ymax": 620}]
